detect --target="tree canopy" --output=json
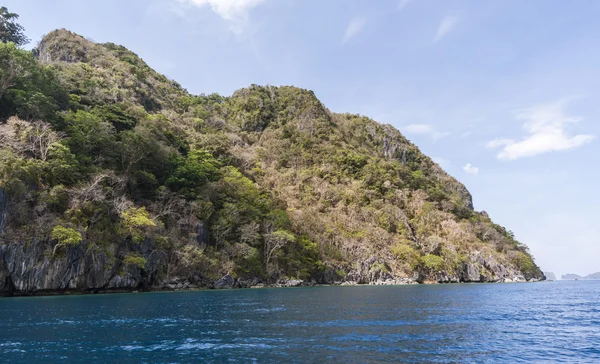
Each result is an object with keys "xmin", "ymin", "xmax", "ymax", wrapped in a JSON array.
[{"xmin": 0, "ymin": 6, "xmax": 29, "ymax": 46}]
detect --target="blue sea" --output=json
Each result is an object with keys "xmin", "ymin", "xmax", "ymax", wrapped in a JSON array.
[{"xmin": 1, "ymin": 281, "xmax": 599, "ymax": 363}]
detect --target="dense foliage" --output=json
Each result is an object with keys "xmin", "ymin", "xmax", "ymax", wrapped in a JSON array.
[
  {"xmin": 0, "ymin": 6, "xmax": 28, "ymax": 46},
  {"xmin": 0, "ymin": 13, "xmax": 542, "ymax": 284}
]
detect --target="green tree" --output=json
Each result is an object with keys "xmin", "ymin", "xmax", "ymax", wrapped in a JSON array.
[
  {"xmin": 64, "ymin": 110, "xmax": 118, "ymax": 168},
  {"xmin": 123, "ymin": 253, "xmax": 147, "ymax": 269},
  {"xmin": 0, "ymin": 42, "xmax": 34, "ymax": 99},
  {"xmin": 45, "ymin": 143, "xmax": 81, "ymax": 185},
  {"xmin": 91, "ymin": 103, "xmax": 144, "ymax": 132},
  {"xmin": 51, "ymin": 225, "xmax": 83, "ymax": 255},
  {"xmin": 421, "ymin": 254, "xmax": 445, "ymax": 272},
  {"xmin": 121, "ymin": 206, "xmax": 156, "ymax": 243},
  {"xmin": 166, "ymin": 149, "xmax": 219, "ymax": 198},
  {"xmin": 0, "ymin": 6, "xmax": 29, "ymax": 46},
  {"xmin": 391, "ymin": 243, "xmax": 421, "ymax": 269},
  {"xmin": 0, "ymin": 42, "xmax": 68, "ymax": 121}
]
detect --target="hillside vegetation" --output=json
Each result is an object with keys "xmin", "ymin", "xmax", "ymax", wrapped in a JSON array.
[{"xmin": 0, "ymin": 20, "xmax": 543, "ymax": 294}]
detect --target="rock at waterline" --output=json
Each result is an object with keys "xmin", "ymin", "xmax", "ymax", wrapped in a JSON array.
[{"xmin": 214, "ymin": 274, "xmax": 235, "ymax": 289}]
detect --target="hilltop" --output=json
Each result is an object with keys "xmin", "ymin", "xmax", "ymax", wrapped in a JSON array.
[{"xmin": 0, "ymin": 28, "xmax": 543, "ymax": 295}]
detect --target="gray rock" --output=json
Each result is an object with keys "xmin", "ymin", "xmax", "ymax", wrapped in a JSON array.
[
  {"xmin": 235, "ymin": 277, "xmax": 260, "ymax": 288},
  {"xmin": 285, "ymin": 279, "xmax": 303, "ymax": 287},
  {"xmin": 195, "ymin": 221, "xmax": 207, "ymax": 248},
  {"xmin": 273, "ymin": 279, "xmax": 304, "ymax": 287},
  {"xmin": 214, "ymin": 274, "xmax": 234, "ymax": 289},
  {"xmin": 514, "ymin": 275, "xmax": 526, "ymax": 283},
  {"xmin": 463, "ymin": 263, "xmax": 482, "ymax": 282},
  {"xmin": 0, "ymin": 238, "xmax": 164, "ymax": 295},
  {"xmin": 0, "ymin": 187, "xmax": 8, "ymax": 235}
]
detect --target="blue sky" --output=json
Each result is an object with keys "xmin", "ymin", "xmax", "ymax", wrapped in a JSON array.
[{"xmin": 7, "ymin": 0, "xmax": 600, "ymax": 277}]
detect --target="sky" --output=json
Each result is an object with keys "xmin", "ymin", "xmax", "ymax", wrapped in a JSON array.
[{"xmin": 6, "ymin": 0, "xmax": 600, "ymax": 277}]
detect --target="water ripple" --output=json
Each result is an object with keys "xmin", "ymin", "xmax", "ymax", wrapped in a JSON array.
[{"xmin": 1, "ymin": 281, "xmax": 599, "ymax": 363}]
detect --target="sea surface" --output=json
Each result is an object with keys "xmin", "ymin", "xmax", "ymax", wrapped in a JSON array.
[{"xmin": 1, "ymin": 281, "xmax": 599, "ymax": 363}]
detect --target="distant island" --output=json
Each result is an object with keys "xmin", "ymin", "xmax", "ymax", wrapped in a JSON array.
[
  {"xmin": 561, "ymin": 273, "xmax": 600, "ymax": 280},
  {"xmin": 543, "ymin": 272, "xmax": 556, "ymax": 281},
  {"xmin": 0, "ymin": 8, "xmax": 544, "ymax": 296}
]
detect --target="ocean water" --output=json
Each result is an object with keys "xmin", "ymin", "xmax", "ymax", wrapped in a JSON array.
[{"xmin": 1, "ymin": 281, "xmax": 599, "ymax": 363}]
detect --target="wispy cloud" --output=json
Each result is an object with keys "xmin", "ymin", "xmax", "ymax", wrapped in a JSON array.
[
  {"xmin": 177, "ymin": 0, "xmax": 265, "ymax": 34},
  {"xmin": 487, "ymin": 100, "xmax": 595, "ymax": 160},
  {"xmin": 342, "ymin": 17, "xmax": 366, "ymax": 44},
  {"xmin": 403, "ymin": 124, "xmax": 449, "ymax": 141},
  {"xmin": 433, "ymin": 15, "xmax": 458, "ymax": 43},
  {"xmin": 463, "ymin": 163, "xmax": 479, "ymax": 175},
  {"xmin": 397, "ymin": 0, "xmax": 412, "ymax": 11},
  {"xmin": 485, "ymin": 138, "xmax": 513, "ymax": 149}
]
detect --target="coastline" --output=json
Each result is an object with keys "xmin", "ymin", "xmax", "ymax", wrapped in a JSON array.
[{"xmin": 0, "ymin": 278, "xmax": 545, "ymax": 298}]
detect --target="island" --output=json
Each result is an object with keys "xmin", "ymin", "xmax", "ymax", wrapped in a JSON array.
[{"xmin": 0, "ymin": 11, "xmax": 544, "ymax": 296}]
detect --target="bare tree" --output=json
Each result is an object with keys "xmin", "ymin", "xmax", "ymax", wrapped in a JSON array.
[
  {"xmin": 240, "ymin": 222, "xmax": 261, "ymax": 245},
  {"xmin": 3, "ymin": 118, "xmax": 65, "ymax": 161},
  {"xmin": 69, "ymin": 172, "xmax": 125, "ymax": 209},
  {"xmin": 112, "ymin": 195, "xmax": 134, "ymax": 215},
  {"xmin": 154, "ymin": 189, "xmax": 185, "ymax": 220},
  {"xmin": 264, "ymin": 230, "xmax": 295, "ymax": 268},
  {"xmin": 21, "ymin": 121, "xmax": 65, "ymax": 161}
]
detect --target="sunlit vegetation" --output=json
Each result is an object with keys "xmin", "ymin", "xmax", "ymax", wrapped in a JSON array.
[{"xmin": 0, "ymin": 10, "xmax": 542, "ymax": 283}]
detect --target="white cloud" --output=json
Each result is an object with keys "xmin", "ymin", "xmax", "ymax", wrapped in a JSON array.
[
  {"xmin": 433, "ymin": 15, "xmax": 458, "ymax": 43},
  {"xmin": 485, "ymin": 138, "xmax": 514, "ymax": 149},
  {"xmin": 178, "ymin": 0, "xmax": 265, "ymax": 34},
  {"xmin": 403, "ymin": 124, "xmax": 449, "ymax": 140},
  {"xmin": 398, "ymin": 0, "xmax": 412, "ymax": 11},
  {"xmin": 487, "ymin": 100, "xmax": 595, "ymax": 160},
  {"xmin": 342, "ymin": 17, "xmax": 366, "ymax": 44},
  {"xmin": 463, "ymin": 163, "xmax": 479, "ymax": 175}
]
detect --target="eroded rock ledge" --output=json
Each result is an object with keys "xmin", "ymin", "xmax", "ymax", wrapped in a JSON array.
[{"xmin": 0, "ymin": 241, "xmax": 542, "ymax": 297}]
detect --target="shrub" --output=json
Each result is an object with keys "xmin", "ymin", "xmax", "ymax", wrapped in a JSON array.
[
  {"xmin": 166, "ymin": 149, "xmax": 219, "ymax": 198},
  {"xmin": 51, "ymin": 225, "xmax": 82, "ymax": 256},
  {"xmin": 51, "ymin": 225, "xmax": 82, "ymax": 246},
  {"xmin": 391, "ymin": 243, "xmax": 420, "ymax": 269},
  {"xmin": 46, "ymin": 185, "xmax": 70, "ymax": 213},
  {"xmin": 421, "ymin": 254, "xmax": 445, "ymax": 272},
  {"xmin": 121, "ymin": 206, "xmax": 156, "ymax": 243},
  {"xmin": 123, "ymin": 253, "xmax": 147, "ymax": 269},
  {"xmin": 511, "ymin": 251, "xmax": 536, "ymax": 276}
]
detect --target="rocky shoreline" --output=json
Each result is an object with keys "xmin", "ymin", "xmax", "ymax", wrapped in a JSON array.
[
  {"xmin": 0, "ymin": 235, "xmax": 544, "ymax": 297},
  {"xmin": 1, "ymin": 272, "xmax": 543, "ymax": 298}
]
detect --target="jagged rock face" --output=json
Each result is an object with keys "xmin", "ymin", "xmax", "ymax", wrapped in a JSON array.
[
  {"xmin": 36, "ymin": 29, "xmax": 93, "ymax": 64},
  {"xmin": 0, "ymin": 187, "xmax": 7, "ymax": 235},
  {"xmin": 0, "ymin": 244, "xmax": 540, "ymax": 295},
  {"xmin": 376, "ymin": 124, "xmax": 474, "ymax": 210},
  {"xmin": 344, "ymin": 256, "xmax": 393, "ymax": 284},
  {"xmin": 0, "ymin": 239, "xmax": 165, "ymax": 296},
  {"xmin": 426, "ymin": 252, "xmax": 533, "ymax": 283}
]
